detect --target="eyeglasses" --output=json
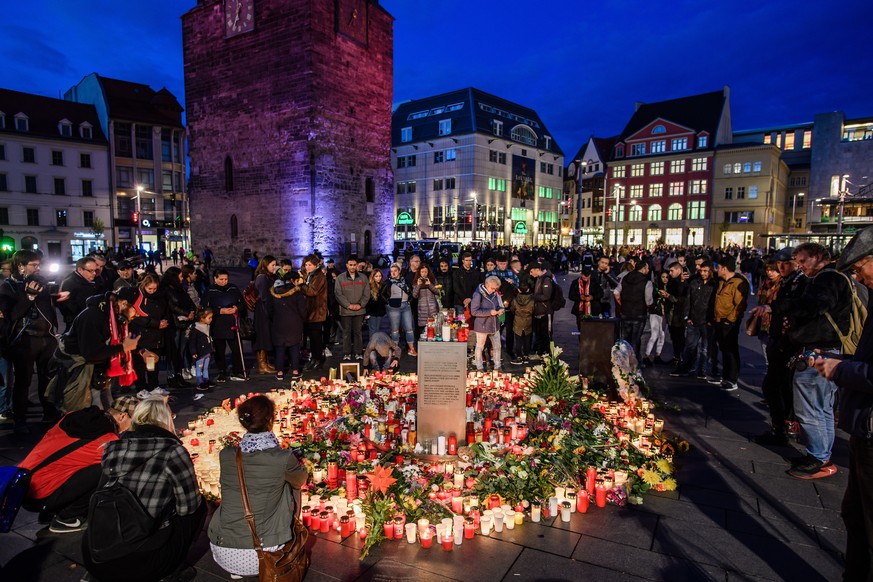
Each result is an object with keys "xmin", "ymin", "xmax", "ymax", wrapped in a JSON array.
[
  {"xmin": 82, "ymin": 268, "xmax": 98, "ymax": 273},
  {"xmin": 26, "ymin": 262, "xmax": 41, "ymax": 268},
  {"xmin": 851, "ymin": 257, "xmax": 873, "ymax": 275}
]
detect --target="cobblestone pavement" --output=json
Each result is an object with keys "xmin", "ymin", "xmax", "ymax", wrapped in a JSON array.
[{"xmin": 0, "ymin": 270, "xmax": 846, "ymax": 581}]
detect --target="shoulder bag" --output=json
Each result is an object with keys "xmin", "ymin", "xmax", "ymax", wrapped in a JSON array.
[{"xmin": 236, "ymin": 449, "xmax": 310, "ymax": 582}]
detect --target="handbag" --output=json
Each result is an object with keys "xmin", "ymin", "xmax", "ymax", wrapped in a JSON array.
[
  {"xmin": 236, "ymin": 315, "xmax": 256, "ymax": 341},
  {"xmin": 745, "ymin": 313, "xmax": 761, "ymax": 336},
  {"xmin": 236, "ymin": 449, "xmax": 310, "ymax": 582}
]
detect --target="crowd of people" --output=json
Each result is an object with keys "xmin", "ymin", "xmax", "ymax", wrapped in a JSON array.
[{"xmin": 2, "ymin": 233, "xmax": 873, "ymax": 580}]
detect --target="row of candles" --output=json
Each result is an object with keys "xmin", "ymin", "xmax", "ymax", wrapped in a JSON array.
[{"xmin": 298, "ymin": 473, "xmax": 621, "ymax": 549}]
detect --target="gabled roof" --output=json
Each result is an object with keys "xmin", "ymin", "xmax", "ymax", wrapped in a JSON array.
[
  {"xmin": 619, "ymin": 89, "xmax": 727, "ymax": 144},
  {"xmin": 392, "ymin": 87, "xmax": 564, "ymax": 155},
  {"xmin": 0, "ymin": 88, "xmax": 107, "ymax": 142},
  {"xmin": 569, "ymin": 135, "xmax": 619, "ymax": 166},
  {"xmin": 98, "ymin": 75, "xmax": 183, "ymax": 127}
]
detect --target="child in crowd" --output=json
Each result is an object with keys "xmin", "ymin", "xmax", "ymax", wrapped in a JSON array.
[
  {"xmin": 510, "ymin": 280, "xmax": 535, "ymax": 364},
  {"xmin": 187, "ymin": 308, "xmax": 215, "ymax": 391}
]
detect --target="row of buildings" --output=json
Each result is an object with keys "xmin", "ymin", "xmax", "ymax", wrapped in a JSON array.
[
  {"xmin": 0, "ymin": 75, "xmax": 188, "ymax": 262},
  {"xmin": 393, "ymin": 85, "xmax": 873, "ymax": 250}
]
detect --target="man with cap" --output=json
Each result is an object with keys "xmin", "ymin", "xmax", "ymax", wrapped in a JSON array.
[
  {"xmin": 753, "ymin": 247, "xmax": 806, "ymax": 445},
  {"xmin": 18, "ymin": 395, "xmax": 140, "ymax": 533},
  {"xmin": 488, "ymin": 254, "xmax": 519, "ymax": 356},
  {"xmin": 813, "ymin": 227, "xmax": 873, "ymax": 579},
  {"xmin": 112, "ymin": 260, "xmax": 137, "ymax": 291},
  {"xmin": 529, "ymin": 262, "xmax": 555, "ymax": 357}
]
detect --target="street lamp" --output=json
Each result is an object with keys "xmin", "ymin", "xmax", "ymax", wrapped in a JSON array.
[
  {"xmin": 134, "ymin": 185, "xmax": 144, "ymax": 253},
  {"xmin": 469, "ymin": 191, "xmax": 477, "ymax": 243},
  {"xmin": 837, "ymin": 174, "xmax": 850, "ymax": 235},
  {"xmin": 791, "ymin": 192, "xmax": 804, "ymax": 235}
]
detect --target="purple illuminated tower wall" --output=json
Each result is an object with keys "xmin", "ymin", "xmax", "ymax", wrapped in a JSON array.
[{"xmin": 182, "ymin": 0, "xmax": 394, "ymax": 263}]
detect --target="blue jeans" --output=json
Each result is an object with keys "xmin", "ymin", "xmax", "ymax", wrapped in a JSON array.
[
  {"xmin": 367, "ymin": 315, "xmax": 384, "ymax": 338},
  {"xmin": 621, "ymin": 318, "xmax": 645, "ymax": 361},
  {"xmin": 793, "ymin": 366, "xmax": 838, "ymax": 462},
  {"xmin": 194, "ymin": 356, "xmax": 210, "ymax": 384},
  {"xmin": 681, "ymin": 323, "xmax": 711, "ymax": 374},
  {"xmin": 386, "ymin": 303, "xmax": 415, "ymax": 346}
]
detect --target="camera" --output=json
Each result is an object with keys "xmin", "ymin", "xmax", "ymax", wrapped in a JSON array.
[{"xmin": 789, "ymin": 350, "xmax": 826, "ymax": 372}]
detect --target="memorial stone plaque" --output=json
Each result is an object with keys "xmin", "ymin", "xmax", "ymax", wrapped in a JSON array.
[
  {"xmin": 417, "ymin": 342, "xmax": 468, "ymax": 449},
  {"xmin": 579, "ymin": 318, "xmax": 620, "ymax": 386}
]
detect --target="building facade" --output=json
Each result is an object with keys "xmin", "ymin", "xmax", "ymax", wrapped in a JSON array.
[
  {"xmin": 0, "ymin": 89, "xmax": 111, "ymax": 261},
  {"xmin": 65, "ymin": 74, "xmax": 188, "ymax": 256},
  {"xmin": 711, "ymin": 144, "xmax": 788, "ymax": 248},
  {"xmin": 566, "ymin": 136, "xmax": 615, "ymax": 246},
  {"xmin": 391, "ymin": 88, "xmax": 564, "ymax": 246},
  {"xmin": 182, "ymin": 0, "xmax": 394, "ymax": 263},
  {"xmin": 605, "ymin": 88, "xmax": 732, "ymax": 248}
]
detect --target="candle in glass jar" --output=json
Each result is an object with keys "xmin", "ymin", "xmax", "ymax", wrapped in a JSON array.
[
  {"xmin": 319, "ymin": 512, "xmax": 331, "ymax": 533},
  {"xmin": 394, "ymin": 516, "xmax": 405, "ymax": 539},
  {"xmin": 442, "ymin": 533, "xmax": 453, "ymax": 551},
  {"xmin": 531, "ymin": 501, "xmax": 541, "ymax": 523},
  {"xmin": 405, "ymin": 523, "xmax": 417, "ymax": 543},
  {"xmin": 417, "ymin": 518, "xmax": 429, "ymax": 537},
  {"xmin": 577, "ymin": 492, "xmax": 590, "ymax": 513},
  {"xmin": 463, "ymin": 516, "xmax": 475, "ymax": 539},
  {"xmin": 447, "ymin": 434, "xmax": 457, "ymax": 455},
  {"xmin": 437, "ymin": 434, "xmax": 447, "ymax": 456},
  {"xmin": 566, "ymin": 491, "xmax": 577, "ymax": 512},
  {"xmin": 586, "ymin": 467, "xmax": 597, "ymax": 494},
  {"xmin": 480, "ymin": 515, "xmax": 493, "ymax": 535},
  {"xmin": 451, "ymin": 496, "xmax": 463, "ymax": 514},
  {"xmin": 301, "ymin": 506, "xmax": 312, "ymax": 527},
  {"xmin": 492, "ymin": 510, "xmax": 504, "ymax": 533},
  {"xmin": 548, "ymin": 496, "xmax": 558, "ymax": 516},
  {"xmin": 345, "ymin": 469, "xmax": 357, "ymax": 500},
  {"xmin": 383, "ymin": 521, "xmax": 394, "ymax": 539},
  {"xmin": 560, "ymin": 501, "xmax": 572, "ymax": 523},
  {"xmin": 311, "ymin": 511, "xmax": 322, "ymax": 531},
  {"xmin": 595, "ymin": 482, "xmax": 607, "ymax": 508},
  {"xmin": 340, "ymin": 515, "xmax": 351, "ymax": 538},
  {"xmin": 453, "ymin": 470, "xmax": 464, "ymax": 488},
  {"xmin": 555, "ymin": 486, "xmax": 566, "ymax": 502},
  {"xmin": 420, "ymin": 527, "xmax": 433, "ymax": 548},
  {"xmin": 504, "ymin": 510, "xmax": 516, "ymax": 529}
]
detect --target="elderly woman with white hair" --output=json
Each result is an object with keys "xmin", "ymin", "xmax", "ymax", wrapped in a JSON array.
[{"xmin": 470, "ymin": 276, "xmax": 505, "ymax": 372}]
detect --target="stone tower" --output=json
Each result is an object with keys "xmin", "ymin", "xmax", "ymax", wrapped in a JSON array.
[{"xmin": 182, "ymin": 0, "xmax": 394, "ymax": 263}]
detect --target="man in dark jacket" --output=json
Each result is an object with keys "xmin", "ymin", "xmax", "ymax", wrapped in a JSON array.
[
  {"xmin": 615, "ymin": 261, "xmax": 653, "ymax": 361},
  {"xmin": 58, "ymin": 257, "xmax": 99, "ymax": 328},
  {"xmin": 529, "ymin": 262, "xmax": 555, "ymax": 357},
  {"xmin": 202, "ymin": 269, "xmax": 246, "ymax": 382},
  {"xmin": 813, "ymin": 229, "xmax": 873, "ymax": 580},
  {"xmin": 762, "ymin": 243, "xmax": 856, "ymax": 478},
  {"xmin": 452, "ymin": 252, "xmax": 482, "ymax": 317},
  {"xmin": 0, "ymin": 250, "xmax": 67, "ymax": 433},
  {"xmin": 671, "ymin": 260, "xmax": 716, "ymax": 378},
  {"xmin": 664, "ymin": 262, "xmax": 689, "ymax": 365},
  {"xmin": 590, "ymin": 256, "xmax": 617, "ymax": 316}
]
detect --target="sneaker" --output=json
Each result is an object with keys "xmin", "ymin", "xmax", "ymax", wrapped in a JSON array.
[
  {"xmin": 181, "ymin": 369, "xmax": 194, "ymax": 381},
  {"xmin": 276, "ymin": 372, "xmax": 285, "ymax": 381},
  {"xmin": 669, "ymin": 368, "xmax": 689, "ymax": 377},
  {"xmin": 785, "ymin": 420, "xmax": 801, "ymax": 440},
  {"xmin": 216, "ymin": 374, "xmax": 228, "ymax": 384},
  {"xmin": 695, "ymin": 371, "xmax": 707, "ymax": 380},
  {"xmin": 522, "ymin": 356, "xmax": 530, "ymax": 364},
  {"xmin": 509, "ymin": 358, "xmax": 524, "ymax": 365},
  {"xmin": 355, "ymin": 354, "xmax": 363, "ymax": 361},
  {"xmin": 49, "ymin": 516, "xmax": 86, "ymax": 533},
  {"xmin": 721, "ymin": 381, "xmax": 739, "ymax": 391},
  {"xmin": 0, "ymin": 412, "xmax": 10, "ymax": 424},
  {"xmin": 229, "ymin": 373, "xmax": 246, "ymax": 382},
  {"xmin": 324, "ymin": 347, "xmax": 333, "ymax": 357},
  {"xmin": 196, "ymin": 382, "xmax": 211, "ymax": 392},
  {"xmin": 342, "ymin": 355, "xmax": 352, "ymax": 361},
  {"xmin": 787, "ymin": 457, "xmax": 837, "ymax": 480},
  {"xmin": 290, "ymin": 371, "xmax": 303, "ymax": 380},
  {"xmin": 705, "ymin": 375, "xmax": 722, "ymax": 385},
  {"xmin": 408, "ymin": 347, "xmax": 418, "ymax": 357},
  {"xmin": 528, "ymin": 354, "xmax": 541, "ymax": 362}
]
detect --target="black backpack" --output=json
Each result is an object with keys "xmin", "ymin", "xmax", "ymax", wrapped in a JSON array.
[{"xmin": 550, "ymin": 282, "xmax": 566, "ymax": 311}]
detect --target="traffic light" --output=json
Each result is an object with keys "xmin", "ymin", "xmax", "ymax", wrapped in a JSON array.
[{"xmin": 132, "ymin": 211, "xmax": 139, "ymax": 224}]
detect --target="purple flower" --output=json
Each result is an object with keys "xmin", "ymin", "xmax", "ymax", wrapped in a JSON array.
[
  {"xmin": 571, "ymin": 404, "xmax": 581, "ymax": 417},
  {"xmin": 562, "ymin": 420, "xmax": 572, "ymax": 431}
]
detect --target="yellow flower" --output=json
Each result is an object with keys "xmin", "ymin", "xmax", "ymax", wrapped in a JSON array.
[
  {"xmin": 656, "ymin": 459, "xmax": 673, "ymax": 474},
  {"xmin": 662, "ymin": 478, "xmax": 677, "ymax": 491},
  {"xmin": 641, "ymin": 469, "xmax": 662, "ymax": 485},
  {"xmin": 677, "ymin": 440, "xmax": 691, "ymax": 452}
]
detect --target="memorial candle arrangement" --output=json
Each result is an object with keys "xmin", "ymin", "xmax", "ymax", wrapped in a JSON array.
[{"xmin": 183, "ymin": 349, "xmax": 686, "ymax": 559}]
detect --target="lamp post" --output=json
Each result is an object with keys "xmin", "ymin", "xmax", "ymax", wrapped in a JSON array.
[
  {"xmin": 837, "ymin": 174, "xmax": 850, "ymax": 236},
  {"xmin": 470, "ymin": 191, "xmax": 477, "ymax": 244},
  {"xmin": 791, "ymin": 192, "xmax": 804, "ymax": 235},
  {"xmin": 134, "ymin": 185, "xmax": 144, "ymax": 253}
]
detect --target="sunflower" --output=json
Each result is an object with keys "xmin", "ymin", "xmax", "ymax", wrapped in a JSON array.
[
  {"xmin": 677, "ymin": 440, "xmax": 691, "ymax": 452},
  {"xmin": 655, "ymin": 458, "xmax": 673, "ymax": 474},
  {"xmin": 662, "ymin": 477, "xmax": 677, "ymax": 491},
  {"xmin": 641, "ymin": 469, "xmax": 662, "ymax": 485}
]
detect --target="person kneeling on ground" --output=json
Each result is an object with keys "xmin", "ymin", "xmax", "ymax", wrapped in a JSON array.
[
  {"xmin": 83, "ymin": 397, "xmax": 206, "ymax": 582},
  {"xmin": 208, "ymin": 395, "xmax": 308, "ymax": 579},
  {"xmin": 19, "ymin": 396, "xmax": 140, "ymax": 534},
  {"xmin": 364, "ymin": 331, "xmax": 402, "ymax": 372}
]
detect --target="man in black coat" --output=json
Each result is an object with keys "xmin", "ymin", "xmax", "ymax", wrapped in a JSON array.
[
  {"xmin": 614, "ymin": 261, "xmax": 653, "ymax": 361},
  {"xmin": 0, "ymin": 250, "xmax": 68, "ymax": 433},
  {"xmin": 202, "ymin": 269, "xmax": 246, "ymax": 382},
  {"xmin": 58, "ymin": 257, "xmax": 99, "ymax": 328},
  {"xmin": 590, "ymin": 256, "xmax": 617, "ymax": 316}
]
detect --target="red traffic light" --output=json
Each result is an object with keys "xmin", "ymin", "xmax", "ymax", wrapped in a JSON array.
[{"xmin": 132, "ymin": 211, "xmax": 139, "ymax": 223}]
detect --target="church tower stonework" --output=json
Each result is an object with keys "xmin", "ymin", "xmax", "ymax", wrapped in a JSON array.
[{"xmin": 182, "ymin": 0, "xmax": 394, "ymax": 263}]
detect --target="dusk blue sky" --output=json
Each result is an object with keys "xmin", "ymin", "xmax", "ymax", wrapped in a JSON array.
[{"xmin": 4, "ymin": 0, "xmax": 872, "ymax": 157}]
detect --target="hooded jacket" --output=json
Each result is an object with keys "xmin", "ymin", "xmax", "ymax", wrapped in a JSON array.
[
  {"xmin": 712, "ymin": 274, "xmax": 750, "ymax": 325},
  {"xmin": 267, "ymin": 282, "xmax": 307, "ymax": 347},
  {"xmin": 62, "ymin": 294, "xmax": 124, "ymax": 364},
  {"xmin": 203, "ymin": 283, "xmax": 245, "ymax": 340},
  {"xmin": 470, "ymin": 284, "xmax": 503, "ymax": 334}
]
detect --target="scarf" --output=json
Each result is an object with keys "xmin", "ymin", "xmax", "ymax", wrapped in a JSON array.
[
  {"xmin": 390, "ymin": 277, "xmax": 411, "ymax": 297},
  {"xmin": 239, "ymin": 431, "xmax": 280, "ymax": 453},
  {"xmin": 194, "ymin": 321, "xmax": 210, "ymax": 336},
  {"xmin": 578, "ymin": 277, "xmax": 591, "ymax": 316}
]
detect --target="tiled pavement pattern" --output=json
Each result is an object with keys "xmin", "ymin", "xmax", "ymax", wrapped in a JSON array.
[{"xmin": 0, "ymin": 270, "xmax": 847, "ymax": 581}]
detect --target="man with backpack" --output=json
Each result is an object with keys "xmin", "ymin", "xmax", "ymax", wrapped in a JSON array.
[{"xmin": 760, "ymin": 243, "xmax": 868, "ymax": 479}]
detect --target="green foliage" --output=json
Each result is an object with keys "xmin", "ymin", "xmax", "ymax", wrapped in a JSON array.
[{"xmin": 525, "ymin": 343, "xmax": 577, "ymax": 400}]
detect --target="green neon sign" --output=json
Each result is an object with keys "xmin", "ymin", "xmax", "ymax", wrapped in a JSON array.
[
  {"xmin": 513, "ymin": 221, "xmax": 528, "ymax": 234},
  {"xmin": 396, "ymin": 211, "xmax": 415, "ymax": 226}
]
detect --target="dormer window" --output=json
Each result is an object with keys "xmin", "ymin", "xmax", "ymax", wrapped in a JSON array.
[
  {"xmin": 697, "ymin": 134, "xmax": 708, "ymax": 148},
  {"xmin": 14, "ymin": 113, "xmax": 29, "ymax": 132},
  {"xmin": 79, "ymin": 122, "xmax": 93, "ymax": 140},
  {"xmin": 438, "ymin": 119, "xmax": 452, "ymax": 136},
  {"xmin": 615, "ymin": 144, "xmax": 625, "ymax": 159},
  {"xmin": 493, "ymin": 120, "xmax": 503, "ymax": 137},
  {"xmin": 59, "ymin": 119, "xmax": 73, "ymax": 137},
  {"xmin": 544, "ymin": 136, "xmax": 552, "ymax": 151},
  {"xmin": 510, "ymin": 125, "xmax": 537, "ymax": 146}
]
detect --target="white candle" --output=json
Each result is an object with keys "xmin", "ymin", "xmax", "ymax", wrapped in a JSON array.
[
  {"xmin": 548, "ymin": 496, "xmax": 558, "ymax": 516},
  {"xmin": 438, "ymin": 434, "xmax": 447, "ymax": 456},
  {"xmin": 417, "ymin": 518, "xmax": 429, "ymax": 536},
  {"xmin": 504, "ymin": 510, "xmax": 516, "ymax": 529},
  {"xmin": 531, "ymin": 503, "xmax": 541, "ymax": 523},
  {"xmin": 453, "ymin": 527, "xmax": 463, "ymax": 545},
  {"xmin": 480, "ymin": 515, "xmax": 492, "ymax": 535},
  {"xmin": 492, "ymin": 510, "xmax": 504, "ymax": 533},
  {"xmin": 561, "ymin": 501, "xmax": 571, "ymax": 523},
  {"xmin": 555, "ymin": 487, "xmax": 566, "ymax": 501},
  {"xmin": 405, "ymin": 523, "xmax": 417, "ymax": 543}
]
